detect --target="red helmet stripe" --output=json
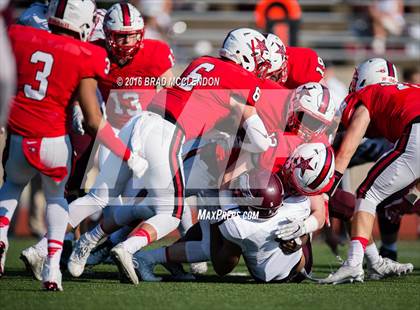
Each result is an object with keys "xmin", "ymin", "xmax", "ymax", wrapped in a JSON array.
[
  {"xmin": 318, "ymin": 85, "xmax": 331, "ymax": 114},
  {"xmin": 386, "ymin": 61, "xmax": 395, "ymax": 78},
  {"xmin": 308, "ymin": 147, "xmax": 333, "ymax": 190},
  {"xmin": 120, "ymin": 3, "xmax": 131, "ymax": 27},
  {"xmin": 55, "ymin": 0, "xmax": 68, "ymax": 19}
]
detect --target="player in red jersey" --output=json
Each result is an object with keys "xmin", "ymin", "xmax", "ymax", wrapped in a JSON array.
[
  {"xmin": 0, "ymin": 0, "xmax": 146, "ymax": 291},
  {"xmin": 66, "ymin": 28, "xmax": 273, "ymax": 284},
  {"xmin": 263, "ymin": 34, "xmax": 325, "ymax": 89},
  {"xmin": 321, "ymin": 58, "xmax": 417, "ymax": 285},
  {"xmin": 67, "ymin": 3, "xmax": 174, "ymax": 199}
]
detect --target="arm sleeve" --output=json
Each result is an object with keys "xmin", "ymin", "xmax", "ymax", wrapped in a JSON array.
[{"xmin": 242, "ymin": 114, "xmax": 271, "ymax": 153}]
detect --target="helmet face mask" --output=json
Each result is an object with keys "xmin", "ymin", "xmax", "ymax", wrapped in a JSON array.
[
  {"xmin": 265, "ymin": 34, "xmax": 288, "ymax": 83},
  {"xmin": 349, "ymin": 58, "xmax": 399, "ymax": 93},
  {"xmin": 287, "ymin": 83, "xmax": 336, "ymax": 141},
  {"xmin": 103, "ymin": 3, "xmax": 145, "ymax": 65}
]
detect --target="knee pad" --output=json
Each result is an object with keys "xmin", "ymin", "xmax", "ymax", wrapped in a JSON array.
[{"xmin": 355, "ymin": 198, "xmax": 377, "ymax": 216}]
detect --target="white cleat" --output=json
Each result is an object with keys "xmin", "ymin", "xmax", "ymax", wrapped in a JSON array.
[
  {"xmin": 0, "ymin": 240, "xmax": 8, "ymax": 278},
  {"xmin": 367, "ymin": 256, "xmax": 414, "ymax": 280},
  {"xmin": 67, "ymin": 234, "xmax": 99, "ymax": 277},
  {"xmin": 319, "ymin": 261, "xmax": 364, "ymax": 285},
  {"xmin": 42, "ymin": 263, "xmax": 63, "ymax": 291},
  {"xmin": 110, "ymin": 244, "xmax": 139, "ymax": 285},
  {"xmin": 20, "ymin": 246, "xmax": 46, "ymax": 281},
  {"xmin": 133, "ymin": 253, "xmax": 162, "ymax": 282},
  {"xmin": 190, "ymin": 262, "xmax": 208, "ymax": 275}
]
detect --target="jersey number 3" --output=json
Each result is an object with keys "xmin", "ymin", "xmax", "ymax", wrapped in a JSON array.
[{"xmin": 24, "ymin": 51, "xmax": 54, "ymax": 101}]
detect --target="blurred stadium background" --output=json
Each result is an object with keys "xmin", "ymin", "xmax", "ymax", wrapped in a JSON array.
[{"xmin": 2, "ymin": 0, "xmax": 420, "ymax": 239}]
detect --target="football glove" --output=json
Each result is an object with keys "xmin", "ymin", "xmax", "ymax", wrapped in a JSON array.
[{"xmin": 72, "ymin": 104, "xmax": 85, "ymax": 135}]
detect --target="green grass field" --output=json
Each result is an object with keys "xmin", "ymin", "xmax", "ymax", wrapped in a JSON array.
[{"xmin": 1, "ymin": 238, "xmax": 419, "ymax": 310}]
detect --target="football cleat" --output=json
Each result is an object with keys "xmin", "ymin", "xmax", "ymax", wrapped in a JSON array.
[
  {"xmin": 367, "ymin": 256, "xmax": 413, "ymax": 280},
  {"xmin": 319, "ymin": 261, "xmax": 364, "ymax": 285},
  {"xmin": 41, "ymin": 263, "xmax": 63, "ymax": 291},
  {"xmin": 133, "ymin": 253, "xmax": 162, "ymax": 282},
  {"xmin": 110, "ymin": 244, "xmax": 139, "ymax": 285},
  {"xmin": 0, "ymin": 240, "xmax": 8, "ymax": 278},
  {"xmin": 86, "ymin": 239, "xmax": 114, "ymax": 266},
  {"xmin": 163, "ymin": 262, "xmax": 195, "ymax": 281},
  {"xmin": 20, "ymin": 246, "xmax": 46, "ymax": 281},
  {"xmin": 67, "ymin": 234, "xmax": 99, "ymax": 277},
  {"xmin": 190, "ymin": 262, "xmax": 208, "ymax": 275}
]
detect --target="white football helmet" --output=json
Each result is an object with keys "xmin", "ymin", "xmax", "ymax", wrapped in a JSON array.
[
  {"xmin": 349, "ymin": 58, "xmax": 399, "ymax": 93},
  {"xmin": 87, "ymin": 9, "xmax": 107, "ymax": 42},
  {"xmin": 47, "ymin": 0, "xmax": 96, "ymax": 42},
  {"xmin": 265, "ymin": 33, "xmax": 288, "ymax": 83},
  {"xmin": 283, "ymin": 143, "xmax": 335, "ymax": 195},
  {"xmin": 287, "ymin": 82, "xmax": 336, "ymax": 141},
  {"xmin": 219, "ymin": 28, "xmax": 271, "ymax": 78},
  {"xmin": 104, "ymin": 3, "xmax": 145, "ymax": 64}
]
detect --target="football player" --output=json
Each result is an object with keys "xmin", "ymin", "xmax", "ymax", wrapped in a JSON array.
[
  {"xmin": 0, "ymin": 0, "xmax": 146, "ymax": 290},
  {"xmin": 62, "ymin": 28, "xmax": 273, "ymax": 285},
  {"xmin": 0, "ymin": 0, "xmax": 14, "ymax": 128},
  {"xmin": 264, "ymin": 33, "xmax": 326, "ymax": 89},
  {"xmin": 134, "ymin": 144, "xmax": 333, "ymax": 283},
  {"xmin": 320, "ymin": 58, "xmax": 418, "ymax": 284}
]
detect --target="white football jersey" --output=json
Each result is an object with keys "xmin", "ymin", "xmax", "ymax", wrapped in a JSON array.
[{"xmin": 219, "ymin": 195, "xmax": 311, "ymax": 282}]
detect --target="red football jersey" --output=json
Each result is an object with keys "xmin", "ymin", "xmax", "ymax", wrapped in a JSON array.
[
  {"xmin": 282, "ymin": 47, "xmax": 325, "ymax": 89},
  {"xmin": 341, "ymin": 83, "xmax": 420, "ymax": 143},
  {"xmin": 99, "ymin": 39, "xmax": 174, "ymax": 129},
  {"xmin": 149, "ymin": 56, "xmax": 263, "ymax": 140},
  {"xmin": 256, "ymin": 78, "xmax": 291, "ymax": 133},
  {"xmin": 8, "ymin": 25, "xmax": 109, "ymax": 138}
]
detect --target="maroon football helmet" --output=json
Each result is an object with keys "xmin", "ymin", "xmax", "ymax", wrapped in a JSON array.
[{"xmin": 232, "ymin": 169, "xmax": 284, "ymax": 218}]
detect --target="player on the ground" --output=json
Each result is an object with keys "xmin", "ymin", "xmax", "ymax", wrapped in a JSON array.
[
  {"xmin": 63, "ymin": 28, "xmax": 273, "ymax": 285},
  {"xmin": 0, "ymin": 0, "xmax": 146, "ymax": 290},
  {"xmin": 134, "ymin": 144, "xmax": 332, "ymax": 282},
  {"xmin": 320, "ymin": 58, "xmax": 418, "ymax": 284}
]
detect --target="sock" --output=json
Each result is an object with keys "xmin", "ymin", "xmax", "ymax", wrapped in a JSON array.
[
  {"xmin": 85, "ymin": 224, "xmax": 106, "ymax": 243},
  {"xmin": 34, "ymin": 236, "xmax": 48, "ymax": 257},
  {"xmin": 122, "ymin": 228, "xmax": 150, "ymax": 254},
  {"xmin": 382, "ymin": 242, "xmax": 397, "ymax": 252},
  {"xmin": 109, "ymin": 226, "xmax": 131, "ymax": 245},
  {"xmin": 179, "ymin": 205, "xmax": 193, "ymax": 238},
  {"xmin": 47, "ymin": 239, "xmax": 63, "ymax": 267},
  {"xmin": 45, "ymin": 199, "xmax": 68, "ymax": 268},
  {"xmin": 0, "ymin": 181, "xmax": 24, "ymax": 240},
  {"xmin": 0, "ymin": 216, "xmax": 11, "ymax": 240},
  {"xmin": 365, "ymin": 243, "xmax": 380, "ymax": 265},
  {"xmin": 185, "ymin": 241, "xmax": 210, "ymax": 262},
  {"xmin": 147, "ymin": 247, "xmax": 167, "ymax": 264},
  {"xmin": 348, "ymin": 237, "xmax": 368, "ymax": 267}
]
